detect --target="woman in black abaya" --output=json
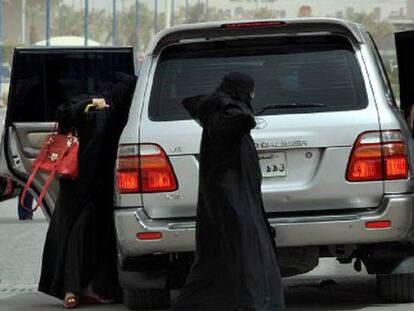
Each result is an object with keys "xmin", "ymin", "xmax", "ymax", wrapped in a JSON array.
[
  {"xmin": 170, "ymin": 72, "xmax": 284, "ymax": 311},
  {"xmin": 38, "ymin": 72, "xmax": 136, "ymax": 308}
]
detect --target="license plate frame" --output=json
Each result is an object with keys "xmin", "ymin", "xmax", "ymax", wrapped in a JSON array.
[{"xmin": 259, "ymin": 152, "xmax": 287, "ymax": 178}]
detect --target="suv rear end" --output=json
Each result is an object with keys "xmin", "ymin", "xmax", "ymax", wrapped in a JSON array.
[{"xmin": 115, "ymin": 18, "xmax": 414, "ymax": 309}]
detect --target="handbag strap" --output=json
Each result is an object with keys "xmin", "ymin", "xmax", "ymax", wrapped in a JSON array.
[
  {"xmin": 20, "ymin": 161, "xmax": 42, "ymax": 212},
  {"xmin": 19, "ymin": 130, "xmax": 54, "ymax": 211},
  {"xmin": 20, "ymin": 162, "xmax": 40, "ymax": 211},
  {"xmin": 20, "ymin": 164, "xmax": 57, "ymax": 213},
  {"xmin": 34, "ymin": 168, "xmax": 57, "ymax": 211}
]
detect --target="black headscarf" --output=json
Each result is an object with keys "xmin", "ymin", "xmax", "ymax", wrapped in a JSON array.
[
  {"xmin": 182, "ymin": 72, "xmax": 255, "ymax": 125},
  {"xmin": 217, "ymin": 71, "xmax": 255, "ymax": 110}
]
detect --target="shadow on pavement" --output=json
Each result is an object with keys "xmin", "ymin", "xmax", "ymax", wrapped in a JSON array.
[
  {"xmin": 284, "ymin": 275, "xmax": 384, "ymax": 311},
  {"xmin": 0, "ymin": 275, "xmax": 408, "ymax": 311}
]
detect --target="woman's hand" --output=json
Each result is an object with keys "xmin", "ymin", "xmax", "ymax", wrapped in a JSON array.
[{"xmin": 92, "ymin": 98, "xmax": 109, "ymax": 110}]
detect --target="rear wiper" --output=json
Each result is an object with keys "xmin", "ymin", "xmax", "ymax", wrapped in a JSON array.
[{"xmin": 255, "ymin": 102, "xmax": 327, "ymax": 116}]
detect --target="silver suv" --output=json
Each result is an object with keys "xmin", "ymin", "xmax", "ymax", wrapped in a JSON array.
[{"xmin": 1, "ymin": 18, "xmax": 414, "ymax": 309}]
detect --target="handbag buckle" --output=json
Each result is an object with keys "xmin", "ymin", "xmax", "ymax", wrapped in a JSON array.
[
  {"xmin": 66, "ymin": 136, "xmax": 78, "ymax": 148},
  {"xmin": 49, "ymin": 153, "xmax": 59, "ymax": 162}
]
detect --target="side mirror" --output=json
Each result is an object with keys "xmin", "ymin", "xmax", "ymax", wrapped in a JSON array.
[{"xmin": 0, "ymin": 176, "xmax": 20, "ymax": 202}]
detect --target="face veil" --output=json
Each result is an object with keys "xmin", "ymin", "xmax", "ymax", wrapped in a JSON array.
[{"xmin": 217, "ymin": 71, "xmax": 255, "ymax": 110}]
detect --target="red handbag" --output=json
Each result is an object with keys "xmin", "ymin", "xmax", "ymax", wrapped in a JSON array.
[{"xmin": 20, "ymin": 125, "xmax": 79, "ymax": 212}]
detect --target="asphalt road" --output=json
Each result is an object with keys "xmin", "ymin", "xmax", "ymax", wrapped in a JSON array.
[{"xmin": 1, "ymin": 198, "xmax": 413, "ymax": 310}]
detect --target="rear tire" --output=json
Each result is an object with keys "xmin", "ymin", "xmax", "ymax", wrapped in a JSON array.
[
  {"xmin": 376, "ymin": 273, "xmax": 414, "ymax": 303},
  {"xmin": 278, "ymin": 247, "xmax": 319, "ymax": 277},
  {"xmin": 123, "ymin": 288, "xmax": 171, "ymax": 310}
]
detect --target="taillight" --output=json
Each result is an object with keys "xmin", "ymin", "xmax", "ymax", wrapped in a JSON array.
[
  {"xmin": 220, "ymin": 21, "xmax": 287, "ymax": 29},
  {"xmin": 346, "ymin": 130, "xmax": 408, "ymax": 182},
  {"xmin": 116, "ymin": 144, "xmax": 178, "ymax": 193}
]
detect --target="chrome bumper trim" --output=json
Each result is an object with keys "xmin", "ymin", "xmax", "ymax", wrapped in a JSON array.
[{"xmin": 114, "ymin": 194, "xmax": 414, "ymax": 257}]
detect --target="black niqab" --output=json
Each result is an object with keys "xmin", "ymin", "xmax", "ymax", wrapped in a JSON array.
[
  {"xmin": 170, "ymin": 72, "xmax": 284, "ymax": 311},
  {"xmin": 217, "ymin": 71, "xmax": 255, "ymax": 111}
]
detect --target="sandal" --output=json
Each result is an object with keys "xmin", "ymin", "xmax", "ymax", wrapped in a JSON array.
[
  {"xmin": 79, "ymin": 295, "xmax": 115, "ymax": 305},
  {"xmin": 63, "ymin": 295, "xmax": 78, "ymax": 309}
]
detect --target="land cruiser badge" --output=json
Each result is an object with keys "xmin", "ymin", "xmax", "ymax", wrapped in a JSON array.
[{"xmin": 255, "ymin": 140, "xmax": 308, "ymax": 149}]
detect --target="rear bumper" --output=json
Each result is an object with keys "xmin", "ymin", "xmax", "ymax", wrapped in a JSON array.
[{"xmin": 114, "ymin": 194, "xmax": 414, "ymax": 258}]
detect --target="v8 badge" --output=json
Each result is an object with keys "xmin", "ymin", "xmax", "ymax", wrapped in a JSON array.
[{"xmin": 164, "ymin": 194, "xmax": 184, "ymax": 200}]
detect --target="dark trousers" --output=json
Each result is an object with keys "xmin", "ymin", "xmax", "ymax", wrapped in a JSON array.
[{"xmin": 18, "ymin": 192, "xmax": 33, "ymax": 220}]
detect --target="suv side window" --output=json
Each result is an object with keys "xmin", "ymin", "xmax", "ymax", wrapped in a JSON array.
[{"xmin": 366, "ymin": 32, "xmax": 398, "ymax": 108}]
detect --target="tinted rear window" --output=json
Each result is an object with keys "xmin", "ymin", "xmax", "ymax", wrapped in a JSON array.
[{"xmin": 149, "ymin": 36, "xmax": 368, "ymax": 121}]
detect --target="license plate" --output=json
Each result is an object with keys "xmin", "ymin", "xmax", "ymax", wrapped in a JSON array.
[{"xmin": 259, "ymin": 152, "xmax": 287, "ymax": 177}]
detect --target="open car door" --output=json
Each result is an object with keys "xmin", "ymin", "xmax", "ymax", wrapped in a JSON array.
[
  {"xmin": 0, "ymin": 47, "xmax": 135, "ymax": 217},
  {"xmin": 395, "ymin": 30, "xmax": 414, "ymax": 119}
]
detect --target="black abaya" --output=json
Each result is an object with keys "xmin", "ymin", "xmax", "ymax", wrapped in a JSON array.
[
  {"xmin": 38, "ymin": 72, "xmax": 136, "ymax": 300},
  {"xmin": 170, "ymin": 73, "xmax": 285, "ymax": 311}
]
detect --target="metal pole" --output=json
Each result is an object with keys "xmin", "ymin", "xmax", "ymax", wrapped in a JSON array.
[
  {"xmin": 121, "ymin": 0, "xmax": 126, "ymax": 41},
  {"xmin": 171, "ymin": 0, "xmax": 174, "ymax": 26},
  {"xmin": 135, "ymin": 0, "xmax": 140, "ymax": 53},
  {"xmin": 46, "ymin": 0, "xmax": 51, "ymax": 46},
  {"xmin": 84, "ymin": 0, "xmax": 89, "ymax": 46},
  {"xmin": 113, "ymin": 0, "xmax": 117, "ymax": 45},
  {"xmin": 21, "ymin": 0, "xmax": 27, "ymax": 43},
  {"xmin": 0, "ymin": 0, "xmax": 3, "ymax": 96},
  {"xmin": 165, "ymin": 0, "xmax": 170, "ymax": 28},
  {"xmin": 58, "ymin": 0, "xmax": 62, "ymax": 36},
  {"xmin": 154, "ymin": 0, "xmax": 158, "ymax": 34},
  {"xmin": 205, "ymin": 0, "xmax": 208, "ymax": 21},
  {"xmin": 185, "ymin": 0, "xmax": 188, "ymax": 22},
  {"xmin": 197, "ymin": 0, "xmax": 200, "ymax": 21}
]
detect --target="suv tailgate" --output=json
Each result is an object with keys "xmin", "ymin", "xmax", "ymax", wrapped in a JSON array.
[{"xmin": 140, "ymin": 33, "xmax": 381, "ymax": 219}]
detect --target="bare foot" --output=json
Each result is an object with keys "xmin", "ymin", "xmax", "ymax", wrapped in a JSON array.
[{"xmin": 63, "ymin": 292, "xmax": 78, "ymax": 309}]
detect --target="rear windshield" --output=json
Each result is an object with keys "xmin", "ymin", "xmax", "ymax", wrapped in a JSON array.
[{"xmin": 149, "ymin": 36, "xmax": 368, "ymax": 121}]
